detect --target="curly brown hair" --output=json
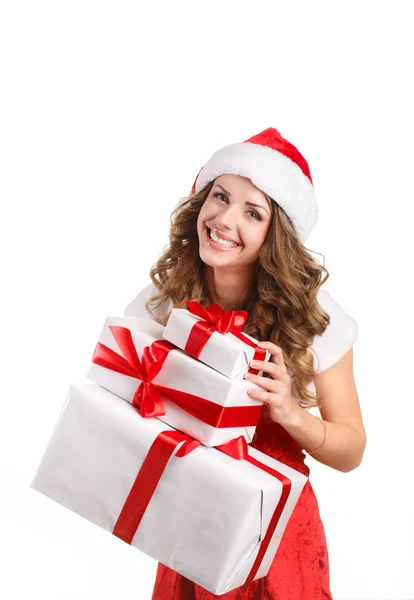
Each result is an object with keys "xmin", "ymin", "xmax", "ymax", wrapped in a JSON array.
[{"xmin": 144, "ymin": 179, "xmax": 331, "ymax": 410}]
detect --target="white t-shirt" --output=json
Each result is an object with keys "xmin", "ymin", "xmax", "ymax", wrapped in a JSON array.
[{"xmin": 124, "ymin": 282, "xmax": 358, "ymax": 399}]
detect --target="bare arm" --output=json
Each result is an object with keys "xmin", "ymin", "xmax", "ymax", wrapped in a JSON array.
[{"xmin": 282, "ymin": 348, "xmax": 366, "ymax": 472}]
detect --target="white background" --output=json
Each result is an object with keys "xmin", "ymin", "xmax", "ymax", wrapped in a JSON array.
[{"xmin": 1, "ymin": 1, "xmax": 413, "ymax": 599}]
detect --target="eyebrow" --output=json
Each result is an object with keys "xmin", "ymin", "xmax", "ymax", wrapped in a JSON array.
[{"xmin": 215, "ymin": 184, "xmax": 270, "ymax": 215}]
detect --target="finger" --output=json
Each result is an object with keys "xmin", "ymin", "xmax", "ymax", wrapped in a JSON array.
[
  {"xmin": 249, "ymin": 359, "xmax": 280, "ymax": 376},
  {"xmin": 244, "ymin": 372, "xmax": 280, "ymax": 392},
  {"xmin": 247, "ymin": 387, "xmax": 280, "ymax": 405},
  {"xmin": 258, "ymin": 342, "xmax": 287, "ymax": 372}
]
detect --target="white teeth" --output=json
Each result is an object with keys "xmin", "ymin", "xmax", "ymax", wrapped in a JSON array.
[{"xmin": 209, "ymin": 228, "xmax": 239, "ymax": 248}]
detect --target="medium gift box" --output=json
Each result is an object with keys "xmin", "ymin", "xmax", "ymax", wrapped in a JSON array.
[
  {"xmin": 87, "ymin": 316, "xmax": 265, "ymax": 447},
  {"xmin": 162, "ymin": 301, "xmax": 271, "ymax": 379},
  {"xmin": 30, "ymin": 383, "xmax": 308, "ymax": 596}
]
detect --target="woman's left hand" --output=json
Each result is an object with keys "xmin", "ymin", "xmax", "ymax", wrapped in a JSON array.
[{"xmin": 245, "ymin": 341, "xmax": 297, "ymax": 426}]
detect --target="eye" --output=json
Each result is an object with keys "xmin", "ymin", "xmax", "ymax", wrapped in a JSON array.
[
  {"xmin": 247, "ymin": 209, "xmax": 261, "ymax": 220},
  {"xmin": 213, "ymin": 192, "xmax": 227, "ymax": 203}
]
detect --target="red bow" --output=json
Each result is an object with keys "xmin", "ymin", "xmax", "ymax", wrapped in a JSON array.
[
  {"xmin": 92, "ymin": 326, "xmax": 173, "ymax": 418},
  {"xmin": 185, "ymin": 301, "xmax": 248, "ymax": 333},
  {"xmin": 184, "ymin": 301, "xmax": 266, "ymax": 373}
]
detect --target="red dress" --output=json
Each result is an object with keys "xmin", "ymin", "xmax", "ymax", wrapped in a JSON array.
[{"xmin": 150, "ymin": 409, "xmax": 333, "ymax": 600}]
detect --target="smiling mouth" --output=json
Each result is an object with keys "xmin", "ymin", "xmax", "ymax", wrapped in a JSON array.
[{"xmin": 205, "ymin": 227, "xmax": 241, "ymax": 249}]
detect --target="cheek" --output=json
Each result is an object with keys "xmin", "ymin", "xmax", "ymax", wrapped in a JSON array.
[
  {"xmin": 243, "ymin": 228, "xmax": 267, "ymax": 254},
  {"xmin": 196, "ymin": 209, "xmax": 205, "ymax": 230},
  {"xmin": 197, "ymin": 204, "xmax": 211, "ymax": 227}
]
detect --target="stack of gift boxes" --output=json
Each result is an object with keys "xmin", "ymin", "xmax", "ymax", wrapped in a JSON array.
[{"xmin": 30, "ymin": 301, "xmax": 308, "ymax": 595}]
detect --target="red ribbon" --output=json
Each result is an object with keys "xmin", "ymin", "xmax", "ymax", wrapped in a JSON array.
[
  {"xmin": 112, "ymin": 430, "xmax": 201, "ymax": 543},
  {"xmin": 91, "ymin": 325, "xmax": 262, "ymax": 429},
  {"xmin": 113, "ymin": 431, "xmax": 291, "ymax": 587},
  {"xmin": 184, "ymin": 301, "xmax": 266, "ymax": 375},
  {"xmin": 216, "ymin": 436, "xmax": 292, "ymax": 585}
]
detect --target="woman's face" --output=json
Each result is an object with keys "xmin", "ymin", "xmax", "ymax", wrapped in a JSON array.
[{"xmin": 197, "ymin": 174, "xmax": 272, "ymax": 269}]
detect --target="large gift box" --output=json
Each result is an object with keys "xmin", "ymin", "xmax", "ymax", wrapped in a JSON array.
[
  {"xmin": 87, "ymin": 316, "xmax": 265, "ymax": 447},
  {"xmin": 30, "ymin": 383, "xmax": 308, "ymax": 595},
  {"xmin": 163, "ymin": 302, "xmax": 271, "ymax": 379}
]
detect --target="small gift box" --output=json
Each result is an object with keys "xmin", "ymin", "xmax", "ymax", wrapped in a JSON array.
[
  {"xmin": 162, "ymin": 302, "xmax": 271, "ymax": 379},
  {"xmin": 30, "ymin": 383, "xmax": 308, "ymax": 596},
  {"xmin": 86, "ymin": 316, "xmax": 264, "ymax": 447}
]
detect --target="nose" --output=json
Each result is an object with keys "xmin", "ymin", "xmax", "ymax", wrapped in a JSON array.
[{"xmin": 214, "ymin": 203, "xmax": 239, "ymax": 231}]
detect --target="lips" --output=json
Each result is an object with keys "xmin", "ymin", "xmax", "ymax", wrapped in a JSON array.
[
  {"xmin": 207, "ymin": 227, "xmax": 241, "ymax": 245},
  {"xmin": 213, "ymin": 229, "xmax": 239, "ymax": 244},
  {"xmin": 204, "ymin": 228, "xmax": 242, "ymax": 254}
]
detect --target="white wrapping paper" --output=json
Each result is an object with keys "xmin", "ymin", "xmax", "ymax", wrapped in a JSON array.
[
  {"xmin": 30, "ymin": 384, "xmax": 308, "ymax": 595},
  {"xmin": 163, "ymin": 307, "xmax": 271, "ymax": 379},
  {"xmin": 87, "ymin": 316, "xmax": 264, "ymax": 447}
]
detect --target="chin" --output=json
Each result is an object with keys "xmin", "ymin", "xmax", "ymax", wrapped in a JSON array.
[{"xmin": 200, "ymin": 252, "xmax": 241, "ymax": 270}]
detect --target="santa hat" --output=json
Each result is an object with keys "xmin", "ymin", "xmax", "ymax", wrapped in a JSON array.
[{"xmin": 190, "ymin": 127, "xmax": 318, "ymax": 245}]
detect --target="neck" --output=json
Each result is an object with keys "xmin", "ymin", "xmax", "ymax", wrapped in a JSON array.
[{"xmin": 203, "ymin": 264, "xmax": 256, "ymax": 310}]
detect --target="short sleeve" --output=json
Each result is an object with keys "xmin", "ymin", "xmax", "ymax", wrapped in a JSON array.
[
  {"xmin": 124, "ymin": 282, "xmax": 172, "ymax": 320},
  {"xmin": 311, "ymin": 289, "xmax": 358, "ymax": 374}
]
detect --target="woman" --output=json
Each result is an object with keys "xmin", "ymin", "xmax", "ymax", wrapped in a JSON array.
[{"xmin": 125, "ymin": 127, "xmax": 366, "ymax": 599}]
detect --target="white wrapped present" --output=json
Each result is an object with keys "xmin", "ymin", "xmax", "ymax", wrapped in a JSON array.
[
  {"xmin": 163, "ymin": 302, "xmax": 271, "ymax": 379},
  {"xmin": 30, "ymin": 384, "xmax": 308, "ymax": 596}
]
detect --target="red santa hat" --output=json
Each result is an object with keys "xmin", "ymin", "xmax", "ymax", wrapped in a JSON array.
[{"xmin": 190, "ymin": 127, "xmax": 318, "ymax": 245}]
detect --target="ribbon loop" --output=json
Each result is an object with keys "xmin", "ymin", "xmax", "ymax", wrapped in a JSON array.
[
  {"xmin": 185, "ymin": 301, "xmax": 248, "ymax": 334},
  {"xmin": 216, "ymin": 435, "xmax": 249, "ymax": 460}
]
